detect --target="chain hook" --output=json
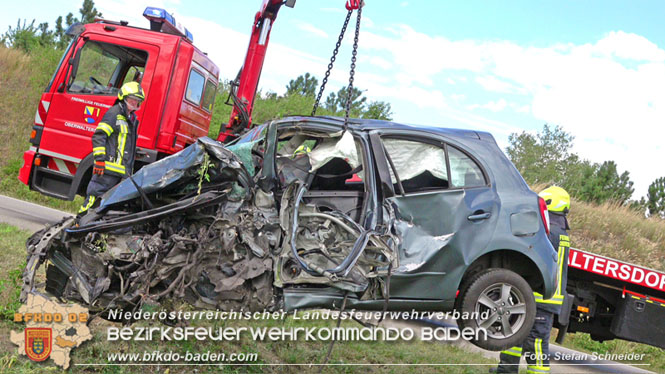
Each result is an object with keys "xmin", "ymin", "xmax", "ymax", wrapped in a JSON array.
[{"xmin": 345, "ymin": 0, "xmax": 361, "ymax": 10}]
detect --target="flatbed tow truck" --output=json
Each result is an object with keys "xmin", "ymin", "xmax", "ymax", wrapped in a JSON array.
[{"xmin": 557, "ymin": 248, "xmax": 665, "ymax": 349}]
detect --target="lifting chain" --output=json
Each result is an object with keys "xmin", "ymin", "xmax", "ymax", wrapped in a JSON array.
[
  {"xmin": 311, "ymin": 2, "xmax": 363, "ymax": 123},
  {"xmin": 343, "ymin": 5, "xmax": 362, "ymax": 131}
]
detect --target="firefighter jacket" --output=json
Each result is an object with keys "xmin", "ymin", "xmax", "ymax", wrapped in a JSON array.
[
  {"xmin": 91, "ymin": 101, "xmax": 138, "ymax": 178},
  {"xmin": 534, "ymin": 213, "xmax": 570, "ymax": 314}
]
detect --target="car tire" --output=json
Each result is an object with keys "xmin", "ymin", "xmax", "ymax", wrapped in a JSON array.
[{"xmin": 457, "ymin": 268, "xmax": 536, "ymax": 351}]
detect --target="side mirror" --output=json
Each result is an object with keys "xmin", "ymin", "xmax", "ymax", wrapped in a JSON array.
[{"xmin": 285, "ymin": 0, "xmax": 296, "ymax": 8}]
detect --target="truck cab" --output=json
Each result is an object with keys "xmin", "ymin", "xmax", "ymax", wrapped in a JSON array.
[{"xmin": 18, "ymin": 7, "xmax": 220, "ymax": 200}]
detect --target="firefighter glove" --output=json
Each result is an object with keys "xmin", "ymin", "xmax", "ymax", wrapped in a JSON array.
[{"xmin": 93, "ymin": 161, "xmax": 105, "ymax": 175}]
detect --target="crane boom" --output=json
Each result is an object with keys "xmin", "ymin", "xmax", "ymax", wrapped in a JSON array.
[
  {"xmin": 217, "ymin": 0, "xmax": 295, "ymax": 143},
  {"xmin": 217, "ymin": 0, "xmax": 362, "ymax": 143}
]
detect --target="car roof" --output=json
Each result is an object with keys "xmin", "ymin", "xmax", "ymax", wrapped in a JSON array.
[
  {"xmin": 274, "ymin": 115, "xmax": 495, "ymax": 142},
  {"xmin": 270, "ymin": 115, "xmax": 531, "ymax": 194}
]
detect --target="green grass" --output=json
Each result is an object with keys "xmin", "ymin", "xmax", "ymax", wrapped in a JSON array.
[
  {"xmin": 0, "ymin": 223, "xmax": 497, "ymax": 374},
  {"xmin": 0, "ymin": 45, "xmax": 82, "ymax": 213},
  {"xmin": 0, "ymin": 223, "xmax": 661, "ymax": 373},
  {"xmin": 569, "ymin": 198, "xmax": 665, "ymax": 270}
]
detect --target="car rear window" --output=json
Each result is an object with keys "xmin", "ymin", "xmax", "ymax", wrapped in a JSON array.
[{"xmin": 448, "ymin": 146, "xmax": 486, "ymax": 187}]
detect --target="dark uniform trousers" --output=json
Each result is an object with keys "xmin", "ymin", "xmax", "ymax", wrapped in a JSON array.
[
  {"xmin": 496, "ymin": 308, "xmax": 554, "ymax": 373},
  {"xmin": 495, "ymin": 215, "xmax": 569, "ymax": 374},
  {"xmin": 78, "ymin": 174, "xmax": 121, "ymax": 214}
]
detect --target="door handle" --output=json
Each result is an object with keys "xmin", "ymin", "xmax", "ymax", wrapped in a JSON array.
[{"xmin": 468, "ymin": 212, "xmax": 491, "ymax": 221}]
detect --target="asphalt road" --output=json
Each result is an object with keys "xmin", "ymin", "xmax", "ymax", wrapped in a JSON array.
[
  {"xmin": 0, "ymin": 195, "xmax": 73, "ymax": 232},
  {"xmin": 0, "ymin": 194, "xmax": 657, "ymax": 373}
]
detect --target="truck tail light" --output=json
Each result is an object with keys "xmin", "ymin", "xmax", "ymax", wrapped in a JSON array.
[
  {"xmin": 538, "ymin": 196, "xmax": 550, "ymax": 236},
  {"xmin": 34, "ymin": 156, "xmax": 42, "ymax": 166}
]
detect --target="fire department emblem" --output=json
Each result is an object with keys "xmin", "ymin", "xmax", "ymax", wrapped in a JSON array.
[
  {"xmin": 84, "ymin": 106, "xmax": 101, "ymax": 124},
  {"xmin": 25, "ymin": 328, "xmax": 52, "ymax": 362}
]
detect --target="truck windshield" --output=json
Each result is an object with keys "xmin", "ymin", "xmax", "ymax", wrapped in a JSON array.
[{"xmin": 68, "ymin": 40, "xmax": 148, "ymax": 96}]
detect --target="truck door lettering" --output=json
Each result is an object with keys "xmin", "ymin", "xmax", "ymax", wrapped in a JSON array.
[{"xmin": 604, "ymin": 260, "xmax": 619, "ymax": 278}]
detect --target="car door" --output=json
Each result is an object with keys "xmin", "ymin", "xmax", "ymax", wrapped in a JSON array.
[{"xmin": 369, "ymin": 131, "xmax": 499, "ymax": 300}]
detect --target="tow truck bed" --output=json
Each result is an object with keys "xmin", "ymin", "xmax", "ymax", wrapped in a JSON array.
[{"xmin": 561, "ymin": 248, "xmax": 665, "ymax": 349}]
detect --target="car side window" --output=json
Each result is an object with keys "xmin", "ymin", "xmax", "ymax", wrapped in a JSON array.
[
  {"xmin": 448, "ymin": 146, "xmax": 486, "ymax": 187},
  {"xmin": 185, "ymin": 69, "xmax": 205, "ymax": 105},
  {"xmin": 382, "ymin": 138, "xmax": 449, "ymax": 193}
]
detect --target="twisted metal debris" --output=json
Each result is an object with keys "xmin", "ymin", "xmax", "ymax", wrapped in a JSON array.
[{"xmin": 21, "ymin": 135, "xmax": 396, "ymax": 318}]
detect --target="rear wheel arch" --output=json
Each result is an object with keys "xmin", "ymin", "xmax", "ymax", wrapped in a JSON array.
[{"xmin": 457, "ymin": 250, "xmax": 545, "ymax": 303}]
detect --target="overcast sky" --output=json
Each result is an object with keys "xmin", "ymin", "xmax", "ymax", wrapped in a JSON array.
[{"xmin": 2, "ymin": 1, "xmax": 663, "ymax": 198}]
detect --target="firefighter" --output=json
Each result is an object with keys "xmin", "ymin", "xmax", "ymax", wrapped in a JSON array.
[
  {"xmin": 78, "ymin": 81, "xmax": 145, "ymax": 216},
  {"xmin": 492, "ymin": 186, "xmax": 571, "ymax": 374}
]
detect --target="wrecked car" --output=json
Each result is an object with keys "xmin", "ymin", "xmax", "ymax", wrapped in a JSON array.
[{"xmin": 22, "ymin": 116, "xmax": 558, "ymax": 351}]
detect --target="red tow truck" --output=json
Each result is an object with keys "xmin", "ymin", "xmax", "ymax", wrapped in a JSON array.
[
  {"xmin": 557, "ymin": 248, "xmax": 665, "ymax": 349},
  {"xmin": 18, "ymin": 0, "xmax": 295, "ymax": 200}
]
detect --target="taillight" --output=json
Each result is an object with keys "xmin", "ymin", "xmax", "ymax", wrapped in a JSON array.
[{"xmin": 538, "ymin": 196, "xmax": 550, "ymax": 235}]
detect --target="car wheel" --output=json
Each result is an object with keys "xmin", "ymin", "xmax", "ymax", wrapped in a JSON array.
[{"xmin": 458, "ymin": 268, "xmax": 535, "ymax": 351}]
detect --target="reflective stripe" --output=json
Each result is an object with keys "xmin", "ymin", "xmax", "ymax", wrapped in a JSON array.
[
  {"xmin": 530, "ymin": 338, "xmax": 550, "ymax": 372},
  {"xmin": 556, "ymin": 242, "xmax": 565, "ymax": 295},
  {"xmin": 105, "ymin": 162, "xmax": 126, "ymax": 174},
  {"xmin": 96, "ymin": 122, "xmax": 113, "ymax": 136},
  {"xmin": 534, "ymin": 292, "xmax": 564, "ymax": 305},
  {"xmin": 39, "ymin": 148, "xmax": 83, "ymax": 163},
  {"xmin": 534, "ymin": 293, "xmax": 564, "ymax": 299},
  {"xmin": 78, "ymin": 196, "xmax": 96, "ymax": 213},
  {"xmin": 115, "ymin": 122, "xmax": 128, "ymax": 169},
  {"xmin": 535, "ymin": 234, "xmax": 569, "ymax": 304},
  {"xmin": 502, "ymin": 346, "xmax": 523, "ymax": 357},
  {"xmin": 93, "ymin": 147, "xmax": 106, "ymax": 156}
]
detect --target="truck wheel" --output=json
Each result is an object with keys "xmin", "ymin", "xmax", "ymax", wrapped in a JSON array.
[{"xmin": 458, "ymin": 268, "xmax": 535, "ymax": 351}]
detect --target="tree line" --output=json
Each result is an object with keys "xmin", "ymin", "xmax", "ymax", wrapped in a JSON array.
[
  {"xmin": 507, "ymin": 124, "xmax": 665, "ymax": 218},
  {"xmin": 1, "ymin": 0, "xmax": 101, "ymax": 52}
]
